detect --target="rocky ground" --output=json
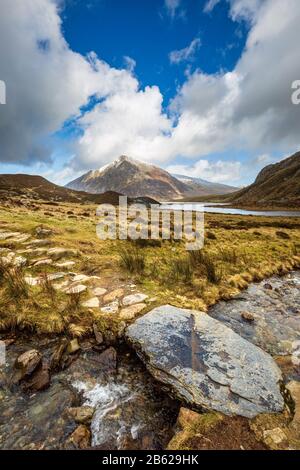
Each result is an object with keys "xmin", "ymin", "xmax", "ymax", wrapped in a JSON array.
[{"xmin": 0, "ymin": 224, "xmax": 300, "ymax": 450}]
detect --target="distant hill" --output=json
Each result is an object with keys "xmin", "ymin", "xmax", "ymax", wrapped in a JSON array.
[
  {"xmin": 229, "ymin": 152, "xmax": 300, "ymax": 207},
  {"xmin": 66, "ymin": 155, "xmax": 237, "ymax": 201},
  {"xmin": 0, "ymin": 174, "xmax": 138, "ymax": 205},
  {"xmin": 172, "ymin": 174, "xmax": 238, "ymax": 196}
]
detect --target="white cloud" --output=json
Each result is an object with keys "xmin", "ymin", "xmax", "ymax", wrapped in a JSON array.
[
  {"xmin": 169, "ymin": 38, "xmax": 201, "ymax": 64},
  {"xmin": 164, "ymin": 0, "xmax": 181, "ymax": 19},
  {"xmin": 203, "ymin": 0, "xmax": 221, "ymax": 13},
  {"xmin": 166, "ymin": 159, "xmax": 241, "ymax": 183},
  {"xmin": 123, "ymin": 56, "xmax": 136, "ymax": 73}
]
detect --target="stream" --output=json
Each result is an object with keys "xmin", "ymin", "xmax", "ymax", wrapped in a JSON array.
[{"xmin": 0, "ymin": 271, "xmax": 299, "ymax": 450}]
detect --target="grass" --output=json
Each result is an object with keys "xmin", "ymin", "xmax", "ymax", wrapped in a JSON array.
[{"xmin": 0, "ymin": 200, "xmax": 299, "ymax": 334}]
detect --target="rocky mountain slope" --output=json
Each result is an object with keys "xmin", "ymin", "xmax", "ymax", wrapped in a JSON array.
[
  {"xmin": 173, "ymin": 174, "xmax": 238, "ymax": 196},
  {"xmin": 66, "ymin": 155, "xmax": 237, "ymax": 200},
  {"xmin": 230, "ymin": 152, "xmax": 300, "ymax": 207}
]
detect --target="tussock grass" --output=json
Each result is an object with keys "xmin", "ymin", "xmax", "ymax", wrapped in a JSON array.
[
  {"xmin": 119, "ymin": 246, "xmax": 145, "ymax": 274},
  {"xmin": 169, "ymin": 256, "xmax": 193, "ymax": 284}
]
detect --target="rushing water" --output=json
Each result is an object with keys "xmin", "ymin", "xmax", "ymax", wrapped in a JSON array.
[{"xmin": 160, "ymin": 202, "xmax": 300, "ymax": 217}]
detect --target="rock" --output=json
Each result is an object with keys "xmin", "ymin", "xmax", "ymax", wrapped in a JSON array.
[
  {"xmin": 119, "ymin": 303, "xmax": 146, "ymax": 321},
  {"xmin": 101, "ymin": 301, "xmax": 119, "ymax": 314},
  {"xmin": 55, "ymin": 261, "xmax": 76, "ymax": 268},
  {"xmin": 264, "ymin": 283, "xmax": 273, "ymax": 290},
  {"xmin": 241, "ymin": 311, "xmax": 255, "ymax": 323},
  {"xmin": 14, "ymin": 349, "xmax": 42, "ymax": 382},
  {"xmin": 46, "ymin": 272, "xmax": 66, "ymax": 281},
  {"xmin": 33, "ymin": 258, "xmax": 53, "ymax": 267},
  {"xmin": 27, "ymin": 239, "xmax": 51, "ymax": 247},
  {"xmin": 67, "ymin": 406, "xmax": 94, "ymax": 424},
  {"xmin": 92, "ymin": 287, "xmax": 107, "ymax": 296},
  {"xmin": 67, "ymin": 339, "xmax": 80, "ymax": 354},
  {"xmin": 122, "ymin": 293, "xmax": 148, "ymax": 306},
  {"xmin": 286, "ymin": 381, "xmax": 300, "ymax": 435},
  {"xmin": 50, "ymin": 339, "xmax": 68, "ymax": 371},
  {"xmin": 263, "ymin": 427, "xmax": 288, "ymax": 447},
  {"xmin": 24, "ymin": 361, "xmax": 50, "ymax": 392},
  {"xmin": 66, "ymin": 425, "xmax": 91, "ymax": 449},
  {"xmin": 65, "ymin": 284, "xmax": 87, "ymax": 294},
  {"xmin": 12, "ymin": 256, "xmax": 27, "ymax": 267},
  {"xmin": 103, "ymin": 288, "xmax": 124, "ymax": 303},
  {"xmin": 126, "ymin": 305, "xmax": 284, "ymax": 418},
  {"xmin": 95, "ymin": 347, "xmax": 117, "ymax": 373},
  {"xmin": 93, "ymin": 323, "xmax": 103, "ymax": 345},
  {"xmin": 82, "ymin": 297, "xmax": 100, "ymax": 308},
  {"xmin": 25, "ymin": 276, "xmax": 40, "ymax": 286},
  {"xmin": 47, "ymin": 247, "xmax": 77, "ymax": 261},
  {"xmin": 35, "ymin": 227, "xmax": 53, "ymax": 238}
]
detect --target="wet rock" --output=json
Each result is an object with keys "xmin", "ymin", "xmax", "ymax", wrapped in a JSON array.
[
  {"xmin": 119, "ymin": 303, "xmax": 146, "ymax": 321},
  {"xmin": 50, "ymin": 339, "xmax": 68, "ymax": 371},
  {"xmin": 24, "ymin": 361, "xmax": 51, "ymax": 392},
  {"xmin": 95, "ymin": 347, "xmax": 117, "ymax": 373},
  {"xmin": 126, "ymin": 305, "xmax": 284, "ymax": 418},
  {"xmin": 66, "ymin": 425, "xmax": 91, "ymax": 449},
  {"xmin": 93, "ymin": 323, "xmax": 103, "ymax": 345},
  {"xmin": 122, "ymin": 293, "xmax": 148, "ymax": 306},
  {"xmin": 67, "ymin": 406, "xmax": 94, "ymax": 424},
  {"xmin": 13, "ymin": 349, "xmax": 42, "ymax": 382},
  {"xmin": 241, "ymin": 311, "xmax": 255, "ymax": 323},
  {"xmin": 67, "ymin": 339, "xmax": 80, "ymax": 354}
]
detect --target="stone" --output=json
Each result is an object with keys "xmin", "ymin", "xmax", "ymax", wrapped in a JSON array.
[
  {"xmin": 241, "ymin": 311, "xmax": 255, "ymax": 323},
  {"xmin": 55, "ymin": 261, "xmax": 76, "ymax": 268},
  {"xmin": 47, "ymin": 247, "xmax": 77, "ymax": 261},
  {"xmin": 71, "ymin": 274, "xmax": 90, "ymax": 283},
  {"xmin": 35, "ymin": 227, "xmax": 53, "ymax": 238},
  {"xmin": 33, "ymin": 258, "xmax": 53, "ymax": 267},
  {"xmin": 65, "ymin": 284, "xmax": 87, "ymax": 294},
  {"xmin": 67, "ymin": 339, "xmax": 80, "ymax": 354},
  {"xmin": 122, "ymin": 293, "xmax": 148, "ymax": 306},
  {"xmin": 82, "ymin": 297, "xmax": 100, "ymax": 308},
  {"xmin": 93, "ymin": 323, "xmax": 103, "ymax": 345},
  {"xmin": 14, "ymin": 349, "xmax": 42, "ymax": 382},
  {"xmin": 103, "ymin": 288, "xmax": 124, "ymax": 303},
  {"xmin": 92, "ymin": 287, "xmax": 107, "ymax": 296},
  {"xmin": 263, "ymin": 428, "xmax": 288, "ymax": 447},
  {"xmin": 25, "ymin": 276, "xmax": 40, "ymax": 286},
  {"xmin": 46, "ymin": 272, "xmax": 66, "ymax": 281},
  {"xmin": 67, "ymin": 406, "xmax": 94, "ymax": 424},
  {"xmin": 24, "ymin": 361, "xmax": 51, "ymax": 392},
  {"xmin": 126, "ymin": 305, "xmax": 284, "ymax": 418},
  {"xmin": 12, "ymin": 256, "xmax": 27, "ymax": 267},
  {"xmin": 66, "ymin": 425, "xmax": 91, "ymax": 449},
  {"xmin": 119, "ymin": 303, "xmax": 146, "ymax": 321},
  {"xmin": 263, "ymin": 283, "xmax": 273, "ymax": 290},
  {"xmin": 50, "ymin": 339, "xmax": 68, "ymax": 371},
  {"xmin": 27, "ymin": 239, "xmax": 51, "ymax": 247},
  {"xmin": 286, "ymin": 381, "xmax": 300, "ymax": 435},
  {"xmin": 101, "ymin": 301, "xmax": 119, "ymax": 314},
  {"xmin": 95, "ymin": 347, "xmax": 117, "ymax": 373}
]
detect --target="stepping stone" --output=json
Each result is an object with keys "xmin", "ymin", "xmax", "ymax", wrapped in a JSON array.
[
  {"xmin": 53, "ymin": 280, "xmax": 70, "ymax": 291},
  {"xmin": 0, "ymin": 231, "xmax": 20, "ymax": 240},
  {"xmin": 55, "ymin": 261, "xmax": 76, "ymax": 268},
  {"xmin": 82, "ymin": 297, "xmax": 100, "ymax": 308},
  {"xmin": 1, "ymin": 252, "xmax": 16, "ymax": 265},
  {"xmin": 65, "ymin": 284, "xmax": 87, "ymax": 294},
  {"xmin": 103, "ymin": 288, "xmax": 124, "ymax": 303},
  {"xmin": 71, "ymin": 274, "xmax": 91, "ymax": 283},
  {"xmin": 25, "ymin": 276, "xmax": 40, "ymax": 286},
  {"xmin": 101, "ymin": 301, "xmax": 119, "ymax": 314},
  {"xmin": 46, "ymin": 272, "xmax": 66, "ymax": 281},
  {"xmin": 126, "ymin": 305, "xmax": 284, "ymax": 419},
  {"xmin": 122, "ymin": 293, "xmax": 148, "ymax": 306},
  {"xmin": 32, "ymin": 258, "xmax": 53, "ymax": 267},
  {"xmin": 26, "ymin": 239, "xmax": 51, "ymax": 247},
  {"xmin": 12, "ymin": 256, "xmax": 27, "ymax": 267},
  {"xmin": 92, "ymin": 287, "xmax": 107, "ymax": 297},
  {"xmin": 47, "ymin": 247, "xmax": 78, "ymax": 260},
  {"xmin": 10, "ymin": 234, "xmax": 31, "ymax": 243},
  {"xmin": 119, "ymin": 303, "xmax": 146, "ymax": 320}
]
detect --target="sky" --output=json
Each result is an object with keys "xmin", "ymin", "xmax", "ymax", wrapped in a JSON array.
[{"xmin": 0, "ymin": 0, "xmax": 299, "ymax": 187}]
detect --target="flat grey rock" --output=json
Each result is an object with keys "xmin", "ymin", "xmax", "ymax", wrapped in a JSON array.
[{"xmin": 126, "ymin": 305, "xmax": 284, "ymax": 418}]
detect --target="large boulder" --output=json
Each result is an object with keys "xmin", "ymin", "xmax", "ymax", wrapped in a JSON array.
[{"xmin": 126, "ymin": 305, "xmax": 284, "ymax": 418}]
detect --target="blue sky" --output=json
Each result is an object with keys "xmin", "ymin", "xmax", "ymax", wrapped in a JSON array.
[{"xmin": 0, "ymin": 0, "xmax": 299, "ymax": 187}]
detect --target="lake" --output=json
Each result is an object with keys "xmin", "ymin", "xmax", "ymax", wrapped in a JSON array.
[{"xmin": 160, "ymin": 202, "xmax": 300, "ymax": 218}]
